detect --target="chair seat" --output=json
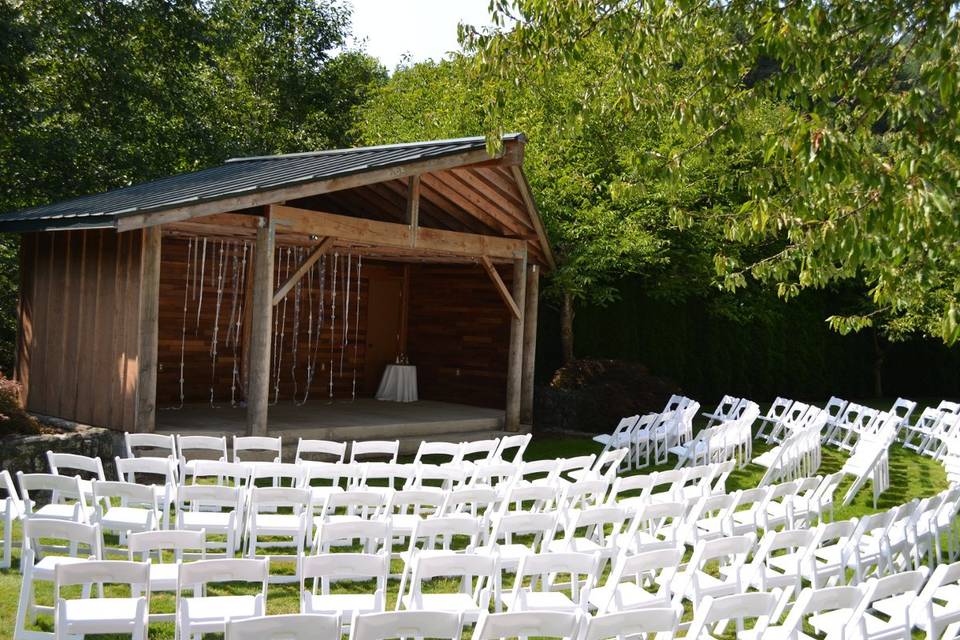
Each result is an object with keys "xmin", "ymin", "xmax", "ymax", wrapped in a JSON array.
[
  {"xmin": 60, "ymin": 597, "xmax": 143, "ymax": 633},
  {"xmin": 766, "ymin": 551, "xmax": 806, "ymax": 574},
  {"xmin": 807, "ymin": 608, "xmax": 859, "ymax": 636},
  {"xmin": 252, "ymin": 514, "xmax": 302, "ymax": 532},
  {"xmin": 181, "ymin": 595, "xmax": 259, "ymax": 630},
  {"xmin": 502, "ymin": 590, "xmax": 578, "ymax": 612},
  {"xmin": 401, "ymin": 592, "xmax": 481, "ymax": 614},
  {"xmin": 588, "ymin": 583, "xmax": 666, "ymax": 612},
  {"xmin": 32, "ymin": 503, "xmax": 96, "ymax": 522},
  {"xmin": 547, "ymin": 537, "xmax": 606, "ymax": 555},
  {"xmin": 752, "ymin": 449, "xmax": 780, "ymax": 468},
  {"xmin": 390, "ymin": 514, "xmax": 423, "ymax": 535},
  {"xmin": 303, "ymin": 592, "xmax": 378, "ymax": 615},
  {"xmin": 101, "ymin": 507, "xmax": 154, "ymax": 531},
  {"xmin": 32, "ymin": 555, "xmax": 90, "ymax": 581},
  {"xmin": 148, "ymin": 563, "xmax": 179, "ymax": 591}
]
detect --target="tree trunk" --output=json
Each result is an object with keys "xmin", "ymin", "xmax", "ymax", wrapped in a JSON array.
[
  {"xmin": 560, "ymin": 291, "xmax": 575, "ymax": 365},
  {"xmin": 872, "ymin": 329, "xmax": 885, "ymax": 398}
]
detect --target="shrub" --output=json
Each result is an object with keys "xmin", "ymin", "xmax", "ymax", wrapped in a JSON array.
[
  {"xmin": 0, "ymin": 373, "xmax": 42, "ymax": 436},
  {"xmin": 534, "ymin": 358, "xmax": 682, "ymax": 434}
]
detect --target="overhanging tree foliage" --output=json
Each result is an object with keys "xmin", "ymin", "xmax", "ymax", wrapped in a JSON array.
[{"xmin": 464, "ymin": 0, "xmax": 960, "ymax": 344}]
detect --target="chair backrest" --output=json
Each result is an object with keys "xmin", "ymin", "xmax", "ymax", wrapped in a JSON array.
[
  {"xmin": 313, "ymin": 518, "xmax": 393, "ymax": 554},
  {"xmin": 361, "ymin": 462, "xmax": 414, "ymax": 491},
  {"xmin": 189, "ymin": 460, "xmax": 251, "ymax": 487},
  {"xmin": 178, "ymin": 483, "xmax": 243, "ymax": 512},
  {"xmin": 582, "ymin": 608, "xmax": 678, "ymax": 640},
  {"xmin": 413, "ymin": 441, "xmax": 462, "ymax": 465},
  {"xmin": 514, "ymin": 551, "xmax": 599, "ymax": 603},
  {"xmin": 387, "ymin": 489, "xmax": 445, "ymax": 519},
  {"xmin": 55, "ymin": 559, "xmax": 150, "ymax": 600},
  {"xmin": 320, "ymin": 490, "xmax": 386, "ymax": 520},
  {"xmin": 177, "ymin": 435, "xmax": 228, "ymax": 461},
  {"xmin": 350, "ymin": 440, "xmax": 399, "ymax": 463},
  {"xmin": 178, "ymin": 557, "xmax": 269, "ymax": 591},
  {"xmin": 124, "ymin": 432, "xmax": 177, "ymax": 459},
  {"xmin": 459, "ymin": 439, "xmax": 499, "ymax": 463},
  {"xmin": 597, "ymin": 547, "xmax": 683, "ymax": 614},
  {"xmin": 128, "ymin": 529, "xmax": 206, "ymax": 561},
  {"xmin": 233, "ymin": 436, "xmax": 282, "ymax": 463},
  {"xmin": 228, "ymin": 614, "xmax": 341, "ymax": 640},
  {"xmin": 559, "ymin": 478, "xmax": 608, "ymax": 510},
  {"xmin": 22, "ymin": 518, "xmax": 101, "ymax": 559},
  {"xmin": 469, "ymin": 462, "xmax": 518, "ymax": 488},
  {"xmin": 628, "ymin": 501, "xmax": 686, "ymax": 549},
  {"xmin": 350, "ymin": 610, "xmax": 463, "ymax": 640},
  {"xmin": 408, "ymin": 516, "xmax": 481, "ymax": 553},
  {"xmin": 249, "ymin": 462, "xmax": 304, "ymax": 485},
  {"xmin": 115, "ymin": 455, "xmax": 178, "ymax": 486},
  {"xmin": 47, "ymin": 451, "xmax": 105, "ymax": 480},
  {"xmin": 824, "ymin": 396, "xmax": 848, "ymax": 422},
  {"xmin": 687, "ymin": 591, "xmax": 778, "ymax": 638},
  {"xmin": 779, "ymin": 585, "xmax": 867, "ymax": 636},
  {"xmin": 249, "ymin": 486, "xmax": 311, "ymax": 513},
  {"xmin": 17, "ymin": 471, "xmax": 86, "ymax": 511},
  {"xmin": 441, "ymin": 487, "xmax": 499, "ymax": 518},
  {"xmin": 472, "ymin": 610, "xmax": 580, "ymax": 640},
  {"xmin": 300, "ymin": 552, "xmax": 389, "ymax": 598},
  {"xmin": 295, "ymin": 439, "xmax": 347, "ymax": 463},
  {"xmin": 889, "ymin": 397, "xmax": 917, "ymax": 425},
  {"xmin": 0, "ymin": 469, "xmax": 24, "ymax": 517},
  {"xmin": 493, "ymin": 434, "xmax": 532, "ymax": 463}
]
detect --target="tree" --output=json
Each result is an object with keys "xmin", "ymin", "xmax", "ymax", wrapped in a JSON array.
[
  {"xmin": 356, "ymin": 47, "xmax": 780, "ymax": 362},
  {"xmin": 0, "ymin": 0, "xmax": 386, "ymax": 371},
  {"xmin": 464, "ymin": 0, "xmax": 960, "ymax": 344}
]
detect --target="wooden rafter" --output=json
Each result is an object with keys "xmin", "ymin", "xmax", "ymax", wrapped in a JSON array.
[
  {"xmin": 407, "ymin": 175, "xmax": 420, "ymax": 247},
  {"xmin": 272, "ymin": 236, "xmax": 334, "ymax": 305},
  {"xmin": 480, "ymin": 256, "xmax": 521, "ymax": 319}
]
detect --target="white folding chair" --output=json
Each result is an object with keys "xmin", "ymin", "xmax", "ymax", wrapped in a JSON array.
[
  {"xmin": 399, "ymin": 552, "xmax": 497, "ymax": 623},
  {"xmin": 232, "ymin": 436, "xmax": 282, "ymax": 464},
  {"xmin": 176, "ymin": 558, "xmax": 269, "ymax": 640},
  {"xmin": 124, "ymin": 432, "xmax": 177, "ymax": 459},
  {"xmin": 399, "ymin": 515, "xmax": 482, "ymax": 566},
  {"xmin": 227, "ymin": 613, "xmax": 341, "ymax": 640},
  {"xmin": 177, "ymin": 435, "xmax": 228, "ymax": 479},
  {"xmin": 300, "ymin": 553, "xmax": 389, "ymax": 625},
  {"xmin": 349, "ymin": 610, "xmax": 463, "ymax": 640},
  {"xmin": 440, "ymin": 486, "xmax": 499, "ymax": 521},
  {"xmin": 459, "ymin": 439, "xmax": 499, "ymax": 465},
  {"xmin": 581, "ymin": 608, "xmax": 679, "ymax": 640},
  {"xmin": 568, "ymin": 448, "xmax": 629, "ymax": 483},
  {"xmin": 472, "ymin": 610, "xmax": 580, "ymax": 640},
  {"xmin": 350, "ymin": 440, "xmax": 399, "ymax": 463},
  {"xmin": 1, "ymin": 469, "xmax": 24, "ymax": 568},
  {"xmin": 674, "ymin": 534, "xmax": 756, "ymax": 607},
  {"xmin": 92, "ymin": 480, "xmax": 162, "ymax": 553},
  {"xmin": 114, "ymin": 455, "xmax": 179, "ymax": 529},
  {"xmin": 17, "ymin": 472, "xmax": 94, "ymax": 523},
  {"xmin": 54, "ymin": 560, "xmax": 150, "ymax": 640},
  {"xmin": 295, "ymin": 438, "xmax": 347, "ymax": 463},
  {"xmin": 847, "ymin": 569, "xmax": 927, "ymax": 640},
  {"xmin": 624, "ymin": 501, "xmax": 686, "ymax": 552},
  {"xmin": 360, "ymin": 462, "xmax": 414, "ymax": 500},
  {"xmin": 128, "ymin": 529, "xmax": 206, "ymax": 621},
  {"xmin": 762, "ymin": 584, "xmax": 867, "ymax": 640},
  {"xmin": 755, "ymin": 397, "xmax": 795, "ymax": 442},
  {"xmin": 547, "ymin": 505, "xmax": 626, "ymax": 558},
  {"xmin": 244, "ymin": 486, "xmax": 312, "ymax": 564},
  {"xmin": 502, "ymin": 551, "xmax": 600, "ymax": 613},
  {"xmin": 747, "ymin": 528, "xmax": 818, "ymax": 605},
  {"xmin": 188, "ymin": 459, "xmax": 251, "ymax": 488},
  {"xmin": 385, "ymin": 488, "xmax": 446, "ymax": 539},
  {"xmin": 176, "ymin": 484, "xmax": 244, "ymax": 556},
  {"xmin": 592, "ymin": 415, "xmax": 639, "ymax": 470},
  {"xmin": 14, "ymin": 519, "xmax": 102, "ymax": 640},
  {"xmin": 686, "ymin": 591, "xmax": 779, "ymax": 639},
  {"xmin": 312, "ymin": 518, "xmax": 393, "ymax": 555},
  {"xmin": 479, "ymin": 511, "xmax": 557, "ymax": 570},
  {"xmin": 316, "ymin": 490, "xmax": 386, "ymax": 527},
  {"xmin": 909, "ymin": 560, "xmax": 960, "ymax": 640},
  {"xmin": 46, "ymin": 451, "xmax": 106, "ymax": 504},
  {"xmin": 589, "ymin": 546, "xmax": 684, "ymax": 614}
]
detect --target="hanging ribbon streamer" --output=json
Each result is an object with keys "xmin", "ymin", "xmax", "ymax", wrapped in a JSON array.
[
  {"xmin": 328, "ymin": 252, "xmax": 338, "ymax": 402},
  {"xmin": 341, "ymin": 252, "xmax": 352, "ymax": 375},
  {"xmin": 230, "ymin": 242, "xmax": 249, "ymax": 407},
  {"xmin": 166, "ymin": 237, "xmax": 194, "ymax": 410},
  {"xmin": 290, "ymin": 247, "xmax": 303, "ymax": 402},
  {"xmin": 195, "ymin": 237, "xmax": 207, "ymax": 332},
  {"xmin": 352, "ymin": 254, "xmax": 362, "ymax": 401},
  {"xmin": 209, "ymin": 240, "xmax": 228, "ymax": 407},
  {"xmin": 296, "ymin": 255, "xmax": 315, "ymax": 406}
]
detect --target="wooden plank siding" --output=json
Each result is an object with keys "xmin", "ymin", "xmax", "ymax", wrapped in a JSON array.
[
  {"xmin": 17, "ymin": 230, "xmax": 143, "ymax": 429},
  {"xmin": 406, "ymin": 264, "xmax": 512, "ymax": 409},
  {"xmin": 155, "ymin": 237, "xmax": 370, "ymax": 405}
]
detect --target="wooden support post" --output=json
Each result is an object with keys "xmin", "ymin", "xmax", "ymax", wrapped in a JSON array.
[
  {"xmin": 520, "ymin": 264, "xmax": 539, "ymax": 425},
  {"xmin": 505, "ymin": 253, "xmax": 527, "ymax": 432},
  {"xmin": 407, "ymin": 175, "xmax": 420, "ymax": 247},
  {"xmin": 247, "ymin": 217, "xmax": 276, "ymax": 436},
  {"xmin": 135, "ymin": 227, "xmax": 162, "ymax": 433}
]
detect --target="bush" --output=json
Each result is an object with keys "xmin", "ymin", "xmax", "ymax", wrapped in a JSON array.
[
  {"xmin": 0, "ymin": 373, "xmax": 42, "ymax": 436},
  {"xmin": 534, "ymin": 358, "xmax": 682, "ymax": 434}
]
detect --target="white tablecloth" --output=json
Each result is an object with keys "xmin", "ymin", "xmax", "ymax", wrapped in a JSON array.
[{"xmin": 375, "ymin": 364, "xmax": 418, "ymax": 402}]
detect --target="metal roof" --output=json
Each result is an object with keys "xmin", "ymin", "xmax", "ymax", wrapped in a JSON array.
[{"xmin": 0, "ymin": 134, "xmax": 524, "ymax": 233}]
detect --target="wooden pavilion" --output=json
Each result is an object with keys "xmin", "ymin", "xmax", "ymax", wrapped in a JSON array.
[{"xmin": 0, "ymin": 135, "xmax": 554, "ymax": 443}]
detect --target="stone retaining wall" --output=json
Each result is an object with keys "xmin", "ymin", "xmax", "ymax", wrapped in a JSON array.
[{"xmin": 0, "ymin": 416, "xmax": 121, "ymax": 477}]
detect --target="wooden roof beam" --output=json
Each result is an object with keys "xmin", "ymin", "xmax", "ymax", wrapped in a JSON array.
[
  {"xmin": 272, "ymin": 236, "xmax": 334, "ymax": 305},
  {"xmin": 481, "ymin": 256, "xmax": 521, "ymax": 319},
  {"xmin": 271, "ymin": 204, "xmax": 526, "ymax": 260}
]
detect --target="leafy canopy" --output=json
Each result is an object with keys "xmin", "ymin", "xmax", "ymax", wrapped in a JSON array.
[{"xmin": 464, "ymin": 1, "xmax": 960, "ymax": 343}]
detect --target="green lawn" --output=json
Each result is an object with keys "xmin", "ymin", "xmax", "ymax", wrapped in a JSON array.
[{"xmin": 0, "ymin": 428, "xmax": 949, "ymax": 640}]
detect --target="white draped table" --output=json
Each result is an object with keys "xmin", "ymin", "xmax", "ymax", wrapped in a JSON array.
[{"xmin": 375, "ymin": 364, "xmax": 418, "ymax": 402}]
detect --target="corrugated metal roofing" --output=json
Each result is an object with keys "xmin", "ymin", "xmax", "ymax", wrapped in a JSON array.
[{"xmin": 0, "ymin": 134, "xmax": 522, "ymax": 232}]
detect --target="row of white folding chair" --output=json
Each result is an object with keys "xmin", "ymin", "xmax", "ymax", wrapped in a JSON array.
[
  {"xmin": 592, "ymin": 395, "xmax": 699, "ymax": 471},
  {"xmin": 649, "ymin": 397, "xmax": 701, "ymax": 466},
  {"xmin": 763, "ymin": 402, "xmax": 818, "ymax": 445},
  {"xmin": 755, "ymin": 415, "xmax": 825, "ymax": 486},
  {"xmin": 702, "ymin": 395, "xmax": 751, "ymax": 427},
  {"xmin": 223, "ymin": 608, "xmax": 678, "ymax": 640},
  {"xmin": 825, "ymin": 398, "xmax": 915, "ymax": 453},
  {"xmin": 905, "ymin": 403, "xmax": 960, "ymax": 460},
  {"xmin": 672, "ymin": 401, "xmax": 758, "ymax": 469}
]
